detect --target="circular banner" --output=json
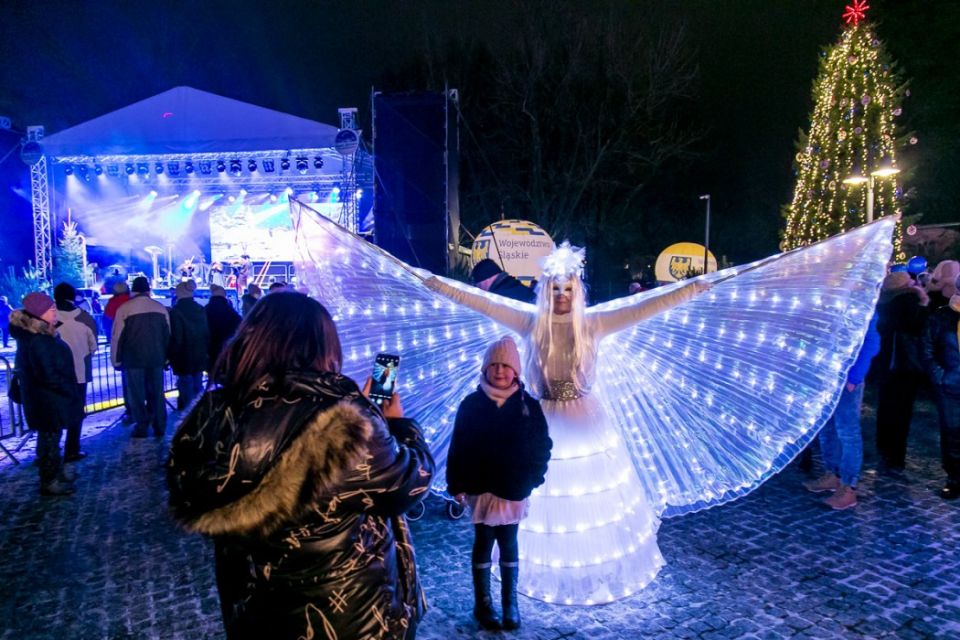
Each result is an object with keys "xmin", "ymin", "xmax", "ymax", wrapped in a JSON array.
[
  {"xmin": 471, "ymin": 219, "xmax": 554, "ymax": 285},
  {"xmin": 655, "ymin": 242, "xmax": 718, "ymax": 282}
]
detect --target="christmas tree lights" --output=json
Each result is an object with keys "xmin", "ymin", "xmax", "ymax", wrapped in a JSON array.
[{"xmin": 782, "ymin": 4, "xmax": 906, "ymax": 258}]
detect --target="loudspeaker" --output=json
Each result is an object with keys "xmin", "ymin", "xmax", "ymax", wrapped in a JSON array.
[{"xmin": 373, "ymin": 91, "xmax": 459, "ymax": 274}]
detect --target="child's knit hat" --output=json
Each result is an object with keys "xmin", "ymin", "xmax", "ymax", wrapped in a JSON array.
[{"xmin": 482, "ymin": 336, "xmax": 521, "ymax": 377}]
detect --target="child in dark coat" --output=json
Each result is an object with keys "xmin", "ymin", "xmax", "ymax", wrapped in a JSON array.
[{"xmin": 446, "ymin": 336, "xmax": 552, "ymax": 631}]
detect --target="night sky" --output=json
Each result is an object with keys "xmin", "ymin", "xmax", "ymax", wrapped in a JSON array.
[{"xmin": 1, "ymin": 0, "xmax": 957, "ymax": 270}]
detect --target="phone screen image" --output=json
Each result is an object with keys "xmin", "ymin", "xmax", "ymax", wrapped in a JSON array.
[{"xmin": 369, "ymin": 353, "xmax": 401, "ymax": 403}]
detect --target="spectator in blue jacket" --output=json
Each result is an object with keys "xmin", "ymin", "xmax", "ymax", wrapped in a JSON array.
[{"xmin": 804, "ymin": 313, "xmax": 881, "ymax": 509}]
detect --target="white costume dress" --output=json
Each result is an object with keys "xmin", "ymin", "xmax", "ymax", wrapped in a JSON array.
[{"xmin": 290, "ymin": 199, "xmax": 896, "ymax": 605}]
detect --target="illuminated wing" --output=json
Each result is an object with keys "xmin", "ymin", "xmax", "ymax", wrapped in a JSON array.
[
  {"xmin": 291, "ymin": 199, "xmax": 535, "ymax": 491},
  {"xmin": 591, "ymin": 217, "xmax": 895, "ymax": 517}
]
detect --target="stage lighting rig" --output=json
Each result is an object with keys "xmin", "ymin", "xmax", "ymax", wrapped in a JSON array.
[
  {"xmin": 126, "ymin": 163, "xmax": 136, "ymax": 175},
  {"xmin": 296, "ymin": 157, "xmax": 308, "ymax": 174},
  {"xmin": 167, "ymin": 162, "xmax": 180, "ymax": 176},
  {"xmin": 64, "ymin": 165, "xmax": 74, "ymax": 176},
  {"xmin": 137, "ymin": 163, "xmax": 150, "ymax": 175},
  {"xmin": 78, "ymin": 165, "xmax": 91, "ymax": 182},
  {"xmin": 262, "ymin": 159, "xmax": 275, "ymax": 173},
  {"xmin": 94, "ymin": 164, "xmax": 103, "ymax": 176},
  {"xmin": 229, "ymin": 160, "xmax": 242, "ymax": 176},
  {"xmin": 248, "ymin": 159, "xmax": 257, "ymax": 172},
  {"xmin": 107, "ymin": 164, "xmax": 120, "ymax": 177},
  {"xmin": 280, "ymin": 158, "xmax": 290, "ymax": 171},
  {"xmin": 198, "ymin": 160, "xmax": 212, "ymax": 175},
  {"xmin": 216, "ymin": 160, "xmax": 226, "ymax": 173},
  {"xmin": 313, "ymin": 156, "xmax": 324, "ymax": 169},
  {"xmin": 154, "ymin": 163, "xmax": 164, "ymax": 174}
]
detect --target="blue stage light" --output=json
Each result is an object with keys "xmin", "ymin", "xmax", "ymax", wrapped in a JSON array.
[
  {"xmin": 167, "ymin": 162, "xmax": 180, "ymax": 176},
  {"xmin": 155, "ymin": 163, "xmax": 164, "ymax": 175},
  {"xmin": 64, "ymin": 165, "xmax": 74, "ymax": 176},
  {"xmin": 126, "ymin": 163, "xmax": 136, "ymax": 175},
  {"xmin": 94, "ymin": 164, "xmax": 103, "ymax": 176},
  {"xmin": 184, "ymin": 161, "xmax": 194, "ymax": 174},
  {"xmin": 137, "ymin": 163, "xmax": 149, "ymax": 175},
  {"xmin": 199, "ymin": 160, "xmax": 212, "ymax": 175},
  {"xmin": 296, "ymin": 157, "xmax": 308, "ymax": 174},
  {"xmin": 247, "ymin": 160, "xmax": 257, "ymax": 172},
  {"xmin": 280, "ymin": 158, "xmax": 290, "ymax": 171},
  {"xmin": 313, "ymin": 156, "xmax": 324, "ymax": 169},
  {"xmin": 230, "ymin": 160, "xmax": 242, "ymax": 176},
  {"xmin": 262, "ymin": 159, "xmax": 275, "ymax": 172},
  {"xmin": 217, "ymin": 160, "xmax": 226, "ymax": 173},
  {"xmin": 107, "ymin": 164, "xmax": 120, "ymax": 177}
]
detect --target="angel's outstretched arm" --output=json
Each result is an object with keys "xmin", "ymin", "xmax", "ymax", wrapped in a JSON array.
[
  {"xmin": 423, "ymin": 275, "xmax": 536, "ymax": 334},
  {"xmin": 588, "ymin": 279, "xmax": 711, "ymax": 338}
]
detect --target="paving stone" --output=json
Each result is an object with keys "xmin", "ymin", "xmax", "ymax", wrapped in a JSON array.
[{"xmin": 2, "ymin": 388, "xmax": 960, "ymax": 639}]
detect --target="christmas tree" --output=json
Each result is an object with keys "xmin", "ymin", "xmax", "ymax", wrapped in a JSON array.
[
  {"xmin": 782, "ymin": 1, "xmax": 906, "ymax": 258},
  {"xmin": 51, "ymin": 218, "xmax": 86, "ymax": 288}
]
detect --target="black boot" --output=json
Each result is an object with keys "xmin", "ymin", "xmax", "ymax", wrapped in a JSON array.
[
  {"xmin": 500, "ymin": 562, "xmax": 520, "ymax": 630},
  {"xmin": 472, "ymin": 563, "xmax": 500, "ymax": 630}
]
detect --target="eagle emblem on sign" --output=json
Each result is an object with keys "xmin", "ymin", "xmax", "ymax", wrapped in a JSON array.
[{"xmin": 668, "ymin": 256, "xmax": 693, "ymax": 280}]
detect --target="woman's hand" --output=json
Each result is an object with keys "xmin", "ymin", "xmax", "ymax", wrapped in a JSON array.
[{"xmin": 362, "ymin": 377, "xmax": 405, "ymax": 418}]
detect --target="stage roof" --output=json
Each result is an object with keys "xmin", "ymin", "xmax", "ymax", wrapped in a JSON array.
[{"xmin": 41, "ymin": 86, "xmax": 339, "ymax": 157}]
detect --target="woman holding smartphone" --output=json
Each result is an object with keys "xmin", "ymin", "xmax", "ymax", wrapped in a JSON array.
[{"xmin": 167, "ymin": 291, "xmax": 434, "ymax": 640}]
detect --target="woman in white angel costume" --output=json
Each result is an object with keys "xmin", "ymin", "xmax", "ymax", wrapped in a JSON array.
[{"xmin": 291, "ymin": 200, "xmax": 895, "ymax": 606}]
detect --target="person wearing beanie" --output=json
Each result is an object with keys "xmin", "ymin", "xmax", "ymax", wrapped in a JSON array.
[
  {"xmin": 168, "ymin": 280, "xmax": 210, "ymax": 410},
  {"xmin": 874, "ymin": 270, "xmax": 930, "ymax": 472},
  {"xmin": 111, "ymin": 274, "xmax": 170, "ymax": 437},
  {"xmin": 921, "ymin": 274, "xmax": 960, "ymax": 500},
  {"xmin": 10, "ymin": 292, "xmax": 77, "ymax": 496},
  {"xmin": 926, "ymin": 260, "xmax": 960, "ymax": 309},
  {"xmin": 471, "ymin": 259, "xmax": 537, "ymax": 304},
  {"xmin": 52, "ymin": 282, "xmax": 98, "ymax": 463},
  {"xmin": 446, "ymin": 335, "xmax": 552, "ymax": 631},
  {"xmin": 205, "ymin": 284, "xmax": 241, "ymax": 373}
]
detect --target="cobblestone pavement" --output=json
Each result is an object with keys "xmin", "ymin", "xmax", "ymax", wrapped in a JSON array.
[{"xmin": 1, "ymin": 388, "xmax": 958, "ymax": 639}]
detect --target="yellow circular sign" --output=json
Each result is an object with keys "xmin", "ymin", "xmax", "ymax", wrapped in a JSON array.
[{"xmin": 655, "ymin": 242, "xmax": 717, "ymax": 282}]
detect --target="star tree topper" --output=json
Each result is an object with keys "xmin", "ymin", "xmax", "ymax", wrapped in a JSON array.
[{"xmin": 842, "ymin": 0, "xmax": 869, "ymax": 26}]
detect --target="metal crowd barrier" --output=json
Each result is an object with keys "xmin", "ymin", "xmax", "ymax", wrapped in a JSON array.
[{"xmin": 1, "ymin": 356, "xmax": 25, "ymax": 464}]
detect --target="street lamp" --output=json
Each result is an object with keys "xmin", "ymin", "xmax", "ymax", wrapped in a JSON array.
[
  {"xmin": 842, "ymin": 165, "xmax": 901, "ymax": 224},
  {"xmin": 699, "ymin": 194, "xmax": 711, "ymax": 275}
]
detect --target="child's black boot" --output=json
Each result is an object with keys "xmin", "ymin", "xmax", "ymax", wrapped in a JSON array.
[
  {"xmin": 500, "ymin": 561, "xmax": 520, "ymax": 630},
  {"xmin": 472, "ymin": 563, "xmax": 500, "ymax": 629}
]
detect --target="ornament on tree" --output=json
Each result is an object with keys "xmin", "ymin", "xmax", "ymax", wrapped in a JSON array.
[
  {"xmin": 854, "ymin": 127, "xmax": 863, "ymax": 135},
  {"xmin": 820, "ymin": 159, "xmax": 831, "ymax": 169},
  {"xmin": 838, "ymin": 130, "xmax": 847, "ymax": 141},
  {"xmin": 861, "ymin": 95, "xmax": 871, "ymax": 105},
  {"xmin": 892, "ymin": 107, "xmax": 902, "ymax": 116}
]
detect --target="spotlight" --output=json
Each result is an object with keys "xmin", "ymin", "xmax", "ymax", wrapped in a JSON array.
[
  {"xmin": 155, "ymin": 163, "xmax": 164, "ymax": 174},
  {"xmin": 229, "ymin": 160, "xmax": 242, "ymax": 176},
  {"xmin": 295, "ymin": 157, "xmax": 308, "ymax": 174},
  {"xmin": 313, "ymin": 156, "xmax": 324, "ymax": 169},
  {"xmin": 269, "ymin": 193, "xmax": 278, "ymax": 203},
  {"xmin": 284, "ymin": 187, "xmax": 293, "ymax": 195},
  {"xmin": 199, "ymin": 160, "xmax": 212, "ymax": 175},
  {"xmin": 262, "ymin": 159, "xmax": 275, "ymax": 173},
  {"xmin": 280, "ymin": 158, "xmax": 290, "ymax": 171},
  {"xmin": 64, "ymin": 165, "xmax": 74, "ymax": 176},
  {"xmin": 126, "ymin": 163, "xmax": 136, "ymax": 175},
  {"xmin": 216, "ymin": 160, "xmax": 226, "ymax": 173},
  {"xmin": 184, "ymin": 161, "xmax": 194, "ymax": 174},
  {"xmin": 107, "ymin": 164, "xmax": 120, "ymax": 177},
  {"xmin": 137, "ymin": 163, "xmax": 149, "ymax": 175},
  {"xmin": 167, "ymin": 162, "xmax": 180, "ymax": 176},
  {"xmin": 94, "ymin": 164, "xmax": 103, "ymax": 176},
  {"xmin": 78, "ymin": 165, "xmax": 90, "ymax": 181},
  {"xmin": 247, "ymin": 159, "xmax": 257, "ymax": 172}
]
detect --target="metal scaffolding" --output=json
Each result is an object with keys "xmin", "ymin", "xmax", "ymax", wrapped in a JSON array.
[{"xmin": 27, "ymin": 125, "xmax": 53, "ymax": 283}]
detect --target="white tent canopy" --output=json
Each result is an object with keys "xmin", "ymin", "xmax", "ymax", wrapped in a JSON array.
[{"xmin": 41, "ymin": 86, "xmax": 339, "ymax": 158}]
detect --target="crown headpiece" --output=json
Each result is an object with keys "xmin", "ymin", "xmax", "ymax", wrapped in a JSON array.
[{"xmin": 541, "ymin": 241, "xmax": 585, "ymax": 279}]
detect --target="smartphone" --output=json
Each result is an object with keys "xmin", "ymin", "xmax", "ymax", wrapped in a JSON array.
[{"xmin": 369, "ymin": 353, "xmax": 401, "ymax": 404}]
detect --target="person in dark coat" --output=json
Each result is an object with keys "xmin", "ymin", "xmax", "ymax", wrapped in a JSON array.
[
  {"xmin": 874, "ymin": 272, "xmax": 929, "ymax": 471},
  {"xmin": 168, "ymin": 281, "xmax": 210, "ymax": 410},
  {"xmin": 471, "ymin": 259, "xmax": 537, "ymax": 304},
  {"xmin": 10, "ymin": 292, "xmax": 77, "ymax": 496},
  {"xmin": 167, "ymin": 292, "xmax": 434, "ymax": 640},
  {"xmin": 921, "ymin": 283, "xmax": 960, "ymax": 500},
  {"xmin": 240, "ymin": 282, "xmax": 261, "ymax": 317},
  {"xmin": 205, "ymin": 284, "xmax": 241, "ymax": 371},
  {"xmin": 446, "ymin": 336, "xmax": 552, "ymax": 631},
  {"xmin": 112, "ymin": 276, "xmax": 170, "ymax": 437},
  {"xmin": 0, "ymin": 295, "xmax": 12, "ymax": 348}
]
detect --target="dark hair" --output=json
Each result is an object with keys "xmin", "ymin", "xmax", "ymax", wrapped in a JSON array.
[
  {"xmin": 212, "ymin": 291, "xmax": 342, "ymax": 402},
  {"xmin": 53, "ymin": 282, "xmax": 76, "ymax": 303}
]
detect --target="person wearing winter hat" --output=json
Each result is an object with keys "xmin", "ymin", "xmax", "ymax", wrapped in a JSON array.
[
  {"xmin": 52, "ymin": 282, "xmax": 98, "ymax": 463},
  {"xmin": 926, "ymin": 260, "xmax": 960, "ymax": 309},
  {"xmin": 111, "ymin": 274, "xmax": 170, "ymax": 437},
  {"xmin": 446, "ymin": 335, "xmax": 552, "ymax": 630},
  {"xmin": 471, "ymin": 259, "xmax": 537, "ymax": 304},
  {"xmin": 205, "ymin": 284, "xmax": 241, "ymax": 373},
  {"xmin": 921, "ymin": 271, "xmax": 960, "ymax": 500},
  {"xmin": 10, "ymin": 292, "xmax": 77, "ymax": 495},
  {"xmin": 168, "ymin": 280, "xmax": 209, "ymax": 410}
]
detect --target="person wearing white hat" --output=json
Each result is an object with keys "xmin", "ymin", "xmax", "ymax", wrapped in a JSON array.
[{"xmin": 447, "ymin": 336, "xmax": 552, "ymax": 630}]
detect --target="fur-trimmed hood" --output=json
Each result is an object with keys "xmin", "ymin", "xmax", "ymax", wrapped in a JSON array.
[
  {"xmin": 167, "ymin": 373, "xmax": 375, "ymax": 538},
  {"xmin": 8, "ymin": 309, "xmax": 55, "ymax": 338},
  {"xmin": 879, "ymin": 283, "xmax": 929, "ymax": 307}
]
